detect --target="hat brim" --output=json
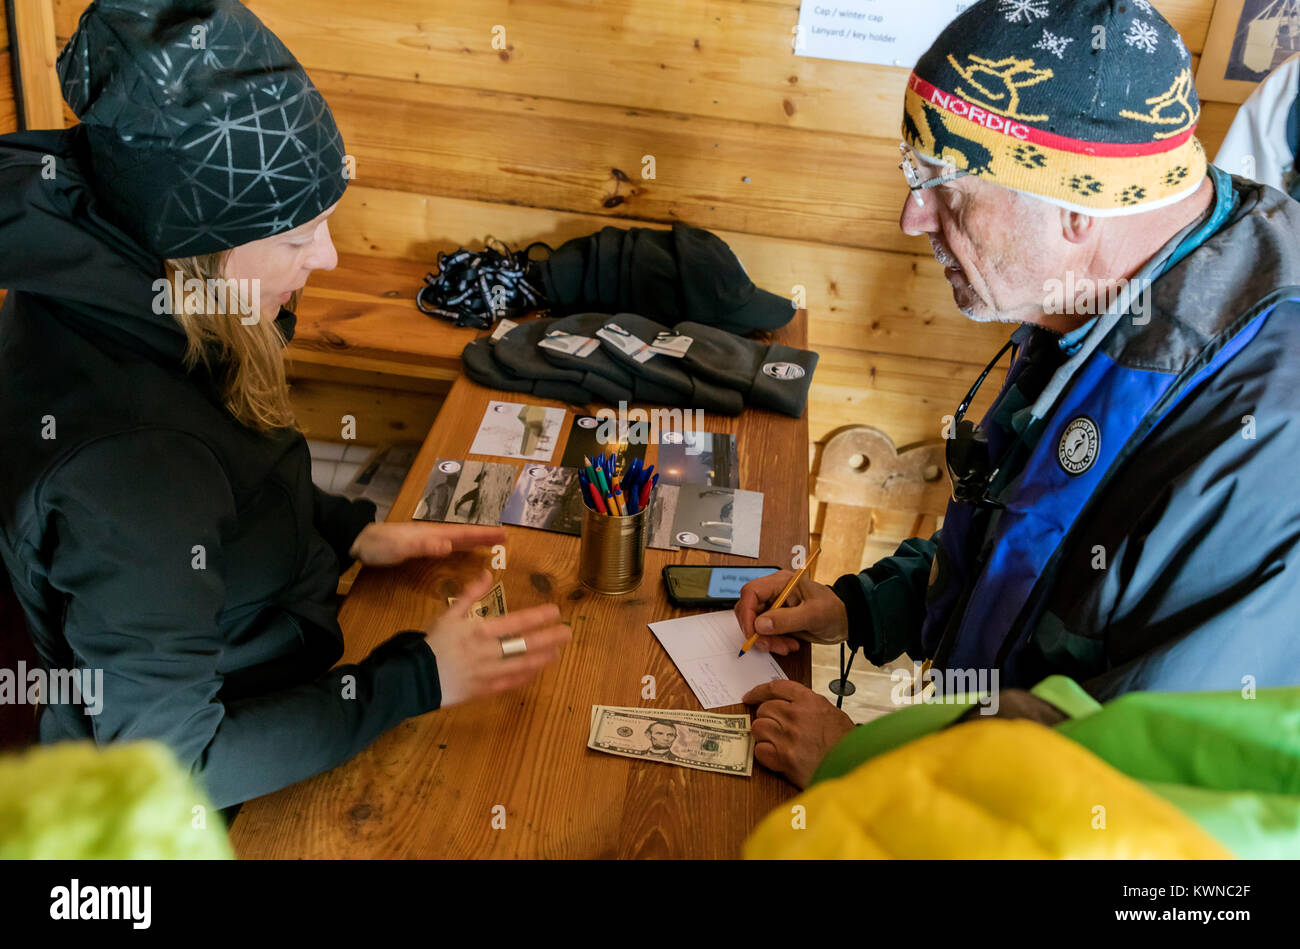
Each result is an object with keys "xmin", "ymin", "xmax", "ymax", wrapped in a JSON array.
[{"xmin": 717, "ymin": 286, "xmax": 797, "ymax": 334}]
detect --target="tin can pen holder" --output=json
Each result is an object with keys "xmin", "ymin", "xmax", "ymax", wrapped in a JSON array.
[{"xmin": 578, "ymin": 503, "xmax": 649, "ymax": 595}]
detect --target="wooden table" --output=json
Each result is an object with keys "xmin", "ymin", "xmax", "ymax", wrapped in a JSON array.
[{"xmin": 232, "ymin": 313, "xmax": 812, "ymax": 858}]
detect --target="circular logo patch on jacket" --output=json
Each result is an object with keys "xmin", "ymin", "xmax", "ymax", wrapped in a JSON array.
[
  {"xmin": 762, "ymin": 361, "xmax": 805, "ymax": 380},
  {"xmin": 1058, "ymin": 416, "xmax": 1100, "ymax": 475}
]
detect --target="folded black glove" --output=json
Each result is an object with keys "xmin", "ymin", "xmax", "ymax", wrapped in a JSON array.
[
  {"xmin": 494, "ymin": 319, "xmax": 588, "ymax": 389},
  {"xmin": 594, "ymin": 314, "xmax": 744, "ymax": 416},
  {"xmin": 672, "ymin": 321, "xmax": 817, "ymax": 418},
  {"xmin": 461, "ymin": 335, "xmax": 591, "ymax": 404},
  {"xmin": 538, "ymin": 312, "xmax": 694, "ymax": 407},
  {"xmin": 531, "ymin": 313, "xmax": 635, "ymax": 405}
]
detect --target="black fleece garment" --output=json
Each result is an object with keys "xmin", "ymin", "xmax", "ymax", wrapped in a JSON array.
[
  {"xmin": 595, "ymin": 314, "xmax": 745, "ymax": 416},
  {"xmin": 539, "ymin": 312, "xmax": 680, "ymax": 406},
  {"xmin": 673, "ymin": 321, "xmax": 818, "ymax": 418},
  {"xmin": 462, "ymin": 330, "xmax": 592, "ymax": 404},
  {"xmin": 0, "ymin": 126, "xmax": 443, "ymax": 809}
]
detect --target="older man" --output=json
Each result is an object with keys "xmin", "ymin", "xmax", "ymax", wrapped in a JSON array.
[{"xmin": 739, "ymin": 0, "xmax": 1300, "ymax": 787}]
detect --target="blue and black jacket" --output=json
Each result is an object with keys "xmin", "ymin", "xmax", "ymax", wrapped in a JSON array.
[{"xmin": 834, "ymin": 169, "xmax": 1300, "ymax": 699}]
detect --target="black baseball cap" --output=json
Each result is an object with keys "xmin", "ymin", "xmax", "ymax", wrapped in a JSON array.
[{"xmin": 531, "ymin": 223, "xmax": 794, "ymax": 334}]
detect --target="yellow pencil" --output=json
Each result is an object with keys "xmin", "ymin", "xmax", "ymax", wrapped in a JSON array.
[{"xmin": 738, "ymin": 547, "xmax": 822, "ymax": 657}]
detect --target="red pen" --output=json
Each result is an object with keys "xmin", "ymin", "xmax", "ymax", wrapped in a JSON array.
[{"xmin": 587, "ymin": 479, "xmax": 608, "ymax": 515}]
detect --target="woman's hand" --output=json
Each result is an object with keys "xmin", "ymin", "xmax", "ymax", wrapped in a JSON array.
[
  {"xmin": 349, "ymin": 523, "xmax": 506, "ymax": 567},
  {"xmin": 424, "ymin": 570, "xmax": 571, "ymax": 707},
  {"xmin": 734, "ymin": 569, "xmax": 849, "ymax": 655}
]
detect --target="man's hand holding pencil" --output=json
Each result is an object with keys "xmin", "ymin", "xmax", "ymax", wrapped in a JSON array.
[
  {"xmin": 734, "ymin": 549, "xmax": 856, "ymax": 788},
  {"xmin": 733, "ymin": 560, "xmax": 850, "ymax": 656}
]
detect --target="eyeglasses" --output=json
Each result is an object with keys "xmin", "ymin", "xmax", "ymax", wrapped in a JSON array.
[
  {"xmin": 899, "ymin": 142, "xmax": 969, "ymax": 207},
  {"xmin": 946, "ymin": 337, "xmax": 1016, "ymax": 509}
]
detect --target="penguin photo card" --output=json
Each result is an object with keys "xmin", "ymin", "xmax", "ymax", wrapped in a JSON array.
[{"xmin": 668, "ymin": 485, "xmax": 764, "ymax": 558}]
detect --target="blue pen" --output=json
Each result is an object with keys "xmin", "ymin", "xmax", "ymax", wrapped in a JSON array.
[{"xmin": 619, "ymin": 457, "xmax": 637, "ymax": 512}]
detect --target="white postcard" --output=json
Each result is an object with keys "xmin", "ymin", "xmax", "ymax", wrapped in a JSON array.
[
  {"xmin": 469, "ymin": 401, "xmax": 566, "ymax": 461},
  {"xmin": 648, "ymin": 610, "xmax": 788, "ymax": 710}
]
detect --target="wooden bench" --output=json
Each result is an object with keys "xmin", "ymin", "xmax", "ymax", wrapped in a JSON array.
[
  {"xmin": 288, "ymin": 253, "xmax": 462, "ymax": 382},
  {"xmin": 282, "ymin": 252, "xmax": 465, "ymax": 445}
]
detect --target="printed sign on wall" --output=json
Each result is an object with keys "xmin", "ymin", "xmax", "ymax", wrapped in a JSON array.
[{"xmin": 794, "ymin": 0, "xmax": 973, "ymax": 69}]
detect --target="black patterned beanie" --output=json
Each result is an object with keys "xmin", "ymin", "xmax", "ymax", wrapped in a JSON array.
[
  {"xmin": 57, "ymin": 0, "xmax": 348, "ymax": 258},
  {"xmin": 903, "ymin": 0, "xmax": 1205, "ymax": 215}
]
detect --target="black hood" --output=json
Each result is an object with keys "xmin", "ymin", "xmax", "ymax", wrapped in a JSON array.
[
  {"xmin": 0, "ymin": 126, "xmax": 297, "ymax": 370},
  {"xmin": 0, "ymin": 0, "xmax": 332, "ymax": 366}
]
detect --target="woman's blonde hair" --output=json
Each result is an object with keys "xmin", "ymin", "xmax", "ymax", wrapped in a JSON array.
[{"xmin": 164, "ymin": 251, "xmax": 303, "ymax": 434}]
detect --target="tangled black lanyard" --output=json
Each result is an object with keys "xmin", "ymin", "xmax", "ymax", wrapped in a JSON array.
[{"xmin": 416, "ymin": 238, "xmax": 549, "ymax": 328}]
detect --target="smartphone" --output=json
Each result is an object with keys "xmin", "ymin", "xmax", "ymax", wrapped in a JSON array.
[{"xmin": 662, "ymin": 565, "xmax": 781, "ymax": 608}]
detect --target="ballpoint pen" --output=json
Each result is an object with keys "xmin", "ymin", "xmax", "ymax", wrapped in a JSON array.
[
  {"xmin": 580, "ymin": 470, "xmax": 607, "ymax": 514},
  {"xmin": 582, "ymin": 457, "xmax": 611, "ymax": 515},
  {"xmin": 639, "ymin": 473, "xmax": 657, "ymax": 511},
  {"xmin": 591, "ymin": 457, "xmax": 613, "ymax": 507}
]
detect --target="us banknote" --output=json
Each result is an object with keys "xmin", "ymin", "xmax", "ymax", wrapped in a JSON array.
[
  {"xmin": 447, "ymin": 580, "xmax": 507, "ymax": 618},
  {"xmin": 587, "ymin": 705, "xmax": 754, "ymax": 777}
]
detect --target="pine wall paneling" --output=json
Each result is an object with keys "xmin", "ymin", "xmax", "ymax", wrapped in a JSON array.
[{"xmin": 1, "ymin": 8, "xmax": 15, "ymax": 134}]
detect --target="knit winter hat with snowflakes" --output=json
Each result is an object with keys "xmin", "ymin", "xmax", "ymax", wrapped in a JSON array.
[
  {"xmin": 902, "ymin": 0, "xmax": 1205, "ymax": 215},
  {"xmin": 56, "ymin": 0, "xmax": 348, "ymax": 258}
]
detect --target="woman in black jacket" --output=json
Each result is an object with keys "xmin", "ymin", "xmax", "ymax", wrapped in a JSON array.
[{"xmin": 0, "ymin": 0, "xmax": 569, "ymax": 810}]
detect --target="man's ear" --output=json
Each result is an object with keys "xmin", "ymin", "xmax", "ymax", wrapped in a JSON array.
[{"xmin": 1060, "ymin": 208, "xmax": 1096, "ymax": 244}]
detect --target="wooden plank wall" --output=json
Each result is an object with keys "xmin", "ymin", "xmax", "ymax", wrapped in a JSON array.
[
  {"xmin": 30, "ymin": 0, "xmax": 1236, "ymax": 560},
  {"xmin": 0, "ymin": 6, "xmax": 15, "ymax": 134}
]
